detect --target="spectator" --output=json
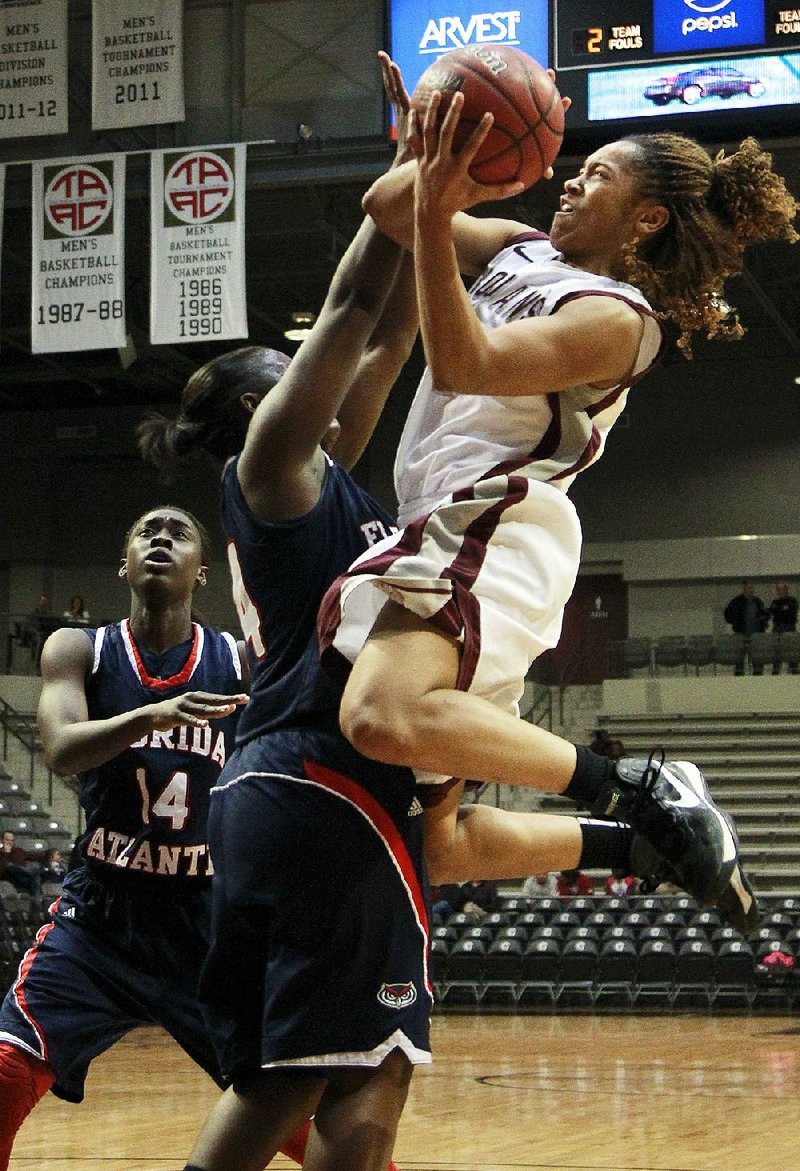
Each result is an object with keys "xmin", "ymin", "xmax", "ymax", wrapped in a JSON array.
[
  {"xmin": 459, "ymin": 879, "xmax": 501, "ymax": 918},
  {"xmin": 588, "ymin": 731, "xmax": 625, "ymax": 762},
  {"xmin": 723, "ymin": 580, "xmax": 768, "ymax": 674},
  {"xmin": 431, "ymin": 882, "xmax": 463, "ymax": 919},
  {"xmin": 432, "ymin": 880, "xmax": 500, "ymax": 919},
  {"xmin": 0, "ymin": 830, "xmax": 38, "ymax": 895},
  {"xmin": 40, "ymin": 848, "xmax": 67, "ymax": 886},
  {"xmin": 62, "ymin": 595, "xmax": 90, "ymax": 625},
  {"xmin": 522, "ymin": 871, "xmax": 559, "ymax": 900},
  {"xmin": 769, "ymin": 580, "xmax": 798, "ymax": 674},
  {"xmin": 605, "ymin": 739, "xmax": 626, "ymax": 762},
  {"xmin": 605, "ymin": 869, "xmax": 637, "ymax": 898},
  {"xmin": 556, "ymin": 868, "xmax": 595, "ymax": 898}
]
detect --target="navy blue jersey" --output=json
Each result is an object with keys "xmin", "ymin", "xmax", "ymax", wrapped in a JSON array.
[
  {"xmin": 76, "ymin": 619, "xmax": 243, "ymax": 887},
  {"xmin": 222, "ymin": 453, "xmax": 395, "ymax": 743}
]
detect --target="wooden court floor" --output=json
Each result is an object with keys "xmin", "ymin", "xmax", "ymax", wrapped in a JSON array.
[{"xmin": 11, "ymin": 1012, "xmax": 800, "ymax": 1171}]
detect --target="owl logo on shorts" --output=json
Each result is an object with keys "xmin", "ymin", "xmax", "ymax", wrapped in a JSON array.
[{"xmin": 377, "ymin": 982, "xmax": 417, "ymax": 1008}]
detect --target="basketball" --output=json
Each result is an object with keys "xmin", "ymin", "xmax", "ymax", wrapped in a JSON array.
[{"xmin": 410, "ymin": 45, "xmax": 564, "ymax": 188}]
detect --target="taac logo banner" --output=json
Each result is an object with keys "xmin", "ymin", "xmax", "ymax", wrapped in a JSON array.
[
  {"xmin": 150, "ymin": 144, "xmax": 248, "ymax": 346},
  {"xmin": 31, "ymin": 154, "xmax": 126, "ymax": 353}
]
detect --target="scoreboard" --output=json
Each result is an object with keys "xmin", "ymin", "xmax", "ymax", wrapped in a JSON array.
[{"xmin": 552, "ymin": 0, "xmax": 800, "ymax": 135}]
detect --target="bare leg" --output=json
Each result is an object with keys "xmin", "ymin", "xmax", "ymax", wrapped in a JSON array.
[
  {"xmin": 340, "ymin": 602, "xmax": 577, "ymax": 791},
  {"xmin": 304, "ymin": 1051, "xmax": 412, "ymax": 1171},
  {"xmin": 185, "ymin": 1070, "xmax": 325, "ymax": 1171},
  {"xmin": 424, "ymin": 780, "xmax": 582, "ymax": 884}
]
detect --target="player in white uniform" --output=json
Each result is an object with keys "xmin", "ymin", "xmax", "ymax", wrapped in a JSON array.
[{"xmin": 319, "ymin": 67, "xmax": 798, "ymax": 923}]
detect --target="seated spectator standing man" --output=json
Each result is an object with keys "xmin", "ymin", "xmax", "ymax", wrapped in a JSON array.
[
  {"xmin": 0, "ymin": 831, "xmax": 38, "ymax": 895},
  {"xmin": 769, "ymin": 581, "xmax": 799, "ymax": 674},
  {"xmin": 723, "ymin": 580, "xmax": 768, "ymax": 674}
]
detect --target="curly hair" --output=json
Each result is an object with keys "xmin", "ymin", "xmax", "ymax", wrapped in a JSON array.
[
  {"xmin": 137, "ymin": 346, "xmax": 291, "ymax": 470},
  {"xmin": 616, "ymin": 134, "xmax": 798, "ymax": 355}
]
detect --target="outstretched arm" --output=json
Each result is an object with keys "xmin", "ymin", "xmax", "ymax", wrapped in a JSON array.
[
  {"xmin": 237, "ymin": 54, "xmax": 422, "ymax": 519},
  {"xmin": 328, "ymin": 249, "xmax": 417, "ymax": 472},
  {"xmin": 38, "ymin": 628, "xmax": 246, "ymax": 777}
]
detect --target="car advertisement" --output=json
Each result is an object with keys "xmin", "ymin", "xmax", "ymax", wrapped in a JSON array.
[{"xmin": 587, "ymin": 50, "xmax": 800, "ymax": 119}]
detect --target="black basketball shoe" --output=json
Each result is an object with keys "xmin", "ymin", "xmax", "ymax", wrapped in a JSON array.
[
  {"xmin": 592, "ymin": 749, "xmax": 737, "ymax": 906},
  {"xmin": 629, "ymin": 821, "xmax": 760, "ymax": 936}
]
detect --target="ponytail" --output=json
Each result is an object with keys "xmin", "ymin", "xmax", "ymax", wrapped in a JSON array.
[{"xmin": 137, "ymin": 345, "xmax": 292, "ymax": 472}]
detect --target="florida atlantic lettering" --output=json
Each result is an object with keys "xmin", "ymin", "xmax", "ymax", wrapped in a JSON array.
[{"xmin": 77, "ymin": 619, "xmax": 242, "ymax": 882}]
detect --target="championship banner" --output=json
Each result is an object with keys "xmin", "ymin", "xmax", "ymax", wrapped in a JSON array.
[
  {"xmin": 91, "ymin": 0, "xmax": 184, "ymax": 131},
  {"xmin": 0, "ymin": 0, "xmax": 68, "ymax": 139},
  {"xmin": 150, "ymin": 144, "xmax": 248, "ymax": 346},
  {"xmin": 31, "ymin": 155, "xmax": 126, "ymax": 354}
]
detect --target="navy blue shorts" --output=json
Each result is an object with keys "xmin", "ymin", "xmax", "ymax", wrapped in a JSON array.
[
  {"xmin": 200, "ymin": 724, "xmax": 433, "ymax": 1082},
  {"xmin": 0, "ymin": 867, "xmax": 220, "ymax": 1102}
]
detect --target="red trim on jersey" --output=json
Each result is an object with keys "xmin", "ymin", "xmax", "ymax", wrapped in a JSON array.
[
  {"xmin": 302, "ymin": 760, "xmax": 432, "ymax": 997},
  {"xmin": 122, "ymin": 618, "xmax": 201, "ymax": 691},
  {"xmin": 506, "ymin": 230, "xmax": 550, "ymax": 246},
  {"xmin": 12, "ymin": 912, "xmax": 60, "ymax": 1064}
]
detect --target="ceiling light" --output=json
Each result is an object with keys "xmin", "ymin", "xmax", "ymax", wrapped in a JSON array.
[{"xmin": 284, "ymin": 311, "xmax": 316, "ymax": 342}]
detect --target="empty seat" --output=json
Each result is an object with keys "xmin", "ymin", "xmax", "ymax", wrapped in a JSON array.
[
  {"xmin": 481, "ymin": 938, "xmax": 524, "ymax": 1005},
  {"xmin": 621, "ymin": 637, "xmax": 653, "ymax": 677},
  {"xmin": 685, "ymin": 635, "xmax": 715, "ymax": 674},
  {"xmin": 714, "ymin": 941, "xmax": 755, "ymax": 1007},
  {"xmin": 594, "ymin": 939, "xmax": 637, "ymax": 1005},
  {"xmin": 748, "ymin": 632, "xmax": 777, "ymax": 674},
  {"xmin": 558, "ymin": 939, "xmax": 598, "ymax": 1006},
  {"xmin": 441, "ymin": 938, "xmax": 486, "ymax": 1005},
  {"xmin": 654, "ymin": 636, "xmax": 687, "ymax": 675},
  {"xmin": 775, "ymin": 631, "xmax": 800, "ymax": 673},
  {"xmin": 672, "ymin": 940, "xmax": 715, "ymax": 1007},
  {"xmin": 636, "ymin": 939, "xmax": 676, "ymax": 1003},
  {"xmin": 713, "ymin": 634, "xmax": 747, "ymax": 675},
  {"xmin": 518, "ymin": 937, "xmax": 560, "ymax": 1006}
]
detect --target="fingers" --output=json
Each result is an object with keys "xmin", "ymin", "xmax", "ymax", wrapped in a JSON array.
[
  {"xmin": 378, "ymin": 50, "xmax": 410, "ymax": 111},
  {"xmin": 171, "ymin": 692, "xmax": 248, "ymax": 727}
]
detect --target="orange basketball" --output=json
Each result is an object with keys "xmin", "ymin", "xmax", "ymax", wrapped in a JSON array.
[{"xmin": 411, "ymin": 44, "xmax": 564, "ymax": 188}]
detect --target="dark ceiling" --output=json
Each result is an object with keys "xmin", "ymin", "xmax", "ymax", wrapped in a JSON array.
[{"xmin": 2, "ymin": 131, "xmax": 800, "ymax": 416}]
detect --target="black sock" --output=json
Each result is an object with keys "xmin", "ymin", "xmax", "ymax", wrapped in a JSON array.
[
  {"xmin": 563, "ymin": 745, "xmax": 616, "ymax": 807},
  {"xmin": 577, "ymin": 817, "xmax": 634, "ymax": 871},
  {"xmin": 183, "ymin": 1166, "xmax": 206, "ymax": 1170}
]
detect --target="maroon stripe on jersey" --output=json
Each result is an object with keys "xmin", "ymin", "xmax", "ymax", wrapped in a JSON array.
[
  {"xmin": 302, "ymin": 759, "xmax": 432, "ymax": 997},
  {"xmin": 586, "ymin": 385, "xmax": 627, "ymax": 418},
  {"xmin": 439, "ymin": 477, "xmax": 529, "ymax": 690},
  {"xmin": 548, "ymin": 424, "xmax": 602, "ymax": 482},
  {"xmin": 529, "ymin": 393, "xmax": 562, "ymax": 461},
  {"xmin": 123, "ymin": 618, "xmax": 200, "ymax": 691},
  {"xmin": 12, "ymin": 912, "xmax": 60, "ymax": 1063}
]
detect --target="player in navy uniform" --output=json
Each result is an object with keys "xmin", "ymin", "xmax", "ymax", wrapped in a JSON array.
[
  {"xmin": 0, "ymin": 505, "xmax": 255, "ymax": 1168},
  {"xmin": 137, "ymin": 63, "xmax": 430, "ymax": 1169}
]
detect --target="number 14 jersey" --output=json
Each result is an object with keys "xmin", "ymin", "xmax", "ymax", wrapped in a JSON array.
[{"xmin": 77, "ymin": 619, "xmax": 243, "ymax": 887}]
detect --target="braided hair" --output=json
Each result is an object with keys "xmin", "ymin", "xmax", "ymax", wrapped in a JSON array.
[
  {"xmin": 616, "ymin": 134, "xmax": 798, "ymax": 354},
  {"xmin": 137, "ymin": 346, "xmax": 291, "ymax": 470}
]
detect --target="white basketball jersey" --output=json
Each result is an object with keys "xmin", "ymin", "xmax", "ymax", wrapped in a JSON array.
[{"xmin": 394, "ymin": 232, "xmax": 665, "ymax": 527}]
